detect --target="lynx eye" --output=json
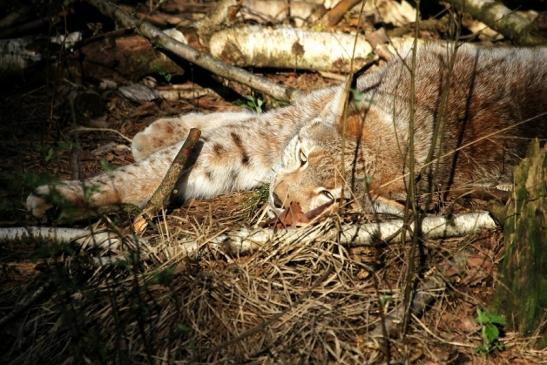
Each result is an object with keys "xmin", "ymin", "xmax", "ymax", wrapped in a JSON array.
[
  {"xmin": 321, "ymin": 190, "xmax": 335, "ymax": 201},
  {"xmin": 298, "ymin": 149, "xmax": 308, "ymax": 166}
]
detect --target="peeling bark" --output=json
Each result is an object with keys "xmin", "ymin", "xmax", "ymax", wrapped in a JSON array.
[{"xmin": 209, "ymin": 25, "xmax": 374, "ymax": 72}]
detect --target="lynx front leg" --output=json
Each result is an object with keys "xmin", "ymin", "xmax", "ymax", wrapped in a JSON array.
[
  {"xmin": 132, "ymin": 111, "xmax": 253, "ymax": 160},
  {"xmin": 27, "ymin": 143, "xmax": 181, "ymax": 217},
  {"xmin": 26, "ymin": 125, "xmax": 273, "ymax": 218}
]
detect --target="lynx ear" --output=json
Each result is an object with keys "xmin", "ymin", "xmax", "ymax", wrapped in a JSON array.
[
  {"xmin": 336, "ymin": 98, "xmax": 383, "ymax": 141},
  {"xmin": 318, "ymin": 76, "xmax": 352, "ymax": 125},
  {"xmin": 337, "ymin": 112, "xmax": 365, "ymax": 139}
]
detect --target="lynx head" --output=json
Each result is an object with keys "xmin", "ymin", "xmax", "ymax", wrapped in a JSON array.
[{"xmin": 269, "ymin": 107, "xmax": 383, "ymax": 216}]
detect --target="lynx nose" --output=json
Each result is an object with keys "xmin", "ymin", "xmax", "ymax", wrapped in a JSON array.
[{"xmin": 271, "ymin": 192, "xmax": 284, "ymax": 209}]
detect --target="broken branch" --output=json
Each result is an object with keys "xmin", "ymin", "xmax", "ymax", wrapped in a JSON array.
[
  {"xmin": 133, "ymin": 128, "xmax": 202, "ymax": 234},
  {"xmin": 319, "ymin": 0, "xmax": 362, "ymax": 27},
  {"xmin": 84, "ymin": 0, "xmax": 299, "ymax": 101}
]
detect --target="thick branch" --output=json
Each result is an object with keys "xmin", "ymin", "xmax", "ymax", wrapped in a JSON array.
[
  {"xmin": 445, "ymin": 0, "xmax": 546, "ymax": 45},
  {"xmin": 84, "ymin": 0, "xmax": 299, "ymax": 102}
]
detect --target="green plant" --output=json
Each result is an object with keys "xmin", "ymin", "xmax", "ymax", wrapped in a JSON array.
[
  {"xmin": 151, "ymin": 64, "xmax": 173, "ymax": 82},
  {"xmin": 475, "ymin": 308, "xmax": 506, "ymax": 354},
  {"xmin": 100, "ymin": 159, "xmax": 114, "ymax": 172},
  {"xmin": 243, "ymin": 184, "xmax": 270, "ymax": 221},
  {"xmin": 237, "ymin": 95, "xmax": 265, "ymax": 113}
]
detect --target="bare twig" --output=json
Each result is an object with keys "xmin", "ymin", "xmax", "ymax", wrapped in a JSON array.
[
  {"xmin": 84, "ymin": 0, "xmax": 299, "ymax": 102},
  {"xmin": 319, "ymin": 0, "xmax": 362, "ymax": 27},
  {"xmin": 70, "ymin": 126, "xmax": 132, "ymax": 143},
  {"xmin": 133, "ymin": 128, "xmax": 202, "ymax": 234}
]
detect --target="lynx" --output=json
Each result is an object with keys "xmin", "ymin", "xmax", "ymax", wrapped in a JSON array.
[{"xmin": 27, "ymin": 44, "xmax": 547, "ymax": 218}]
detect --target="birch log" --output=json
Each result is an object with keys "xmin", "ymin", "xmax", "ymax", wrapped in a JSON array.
[
  {"xmin": 177, "ymin": 211, "xmax": 497, "ymax": 257},
  {"xmin": 2, "ymin": 212, "xmax": 497, "ymax": 261},
  {"xmin": 209, "ymin": 26, "xmax": 374, "ymax": 72},
  {"xmin": 0, "ymin": 227, "xmax": 127, "ymax": 250}
]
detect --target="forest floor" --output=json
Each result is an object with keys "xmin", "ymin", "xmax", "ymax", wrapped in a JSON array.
[{"xmin": 1, "ymin": 0, "xmax": 545, "ymax": 364}]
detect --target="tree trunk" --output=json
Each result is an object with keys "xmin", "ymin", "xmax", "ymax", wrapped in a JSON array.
[{"xmin": 494, "ymin": 139, "xmax": 546, "ymax": 345}]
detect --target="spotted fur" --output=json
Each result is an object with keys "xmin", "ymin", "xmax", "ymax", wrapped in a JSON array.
[{"xmin": 27, "ymin": 44, "xmax": 547, "ymax": 218}]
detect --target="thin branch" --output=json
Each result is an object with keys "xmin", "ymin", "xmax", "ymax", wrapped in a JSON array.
[
  {"xmin": 133, "ymin": 128, "xmax": 202, "ymax": 234},
  {"xmin": 70, "ymin": 126, "xmax": 132, "ymax": 143},
  {"xmin": 319, "ymin": 0, "xmax": 362, "ymax": 27},
  {"xmin": 84, "ymin": 0, "xmax": 299, "ymax": 102}
]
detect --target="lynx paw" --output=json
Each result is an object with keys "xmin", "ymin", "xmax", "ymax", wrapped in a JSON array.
[{"xmin": 26, "ymin": 186, "xmax": 53, "ymax": 218}]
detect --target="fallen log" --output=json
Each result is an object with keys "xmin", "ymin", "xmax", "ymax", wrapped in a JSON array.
[
  {"xmin": 445, "ymin": 0, "xmax": 546, "ymax": 45},
  {"xmin": 84, "ymin": 0, "xmax": 299, "ymax": 102},
  {"xmin": 209, "ymin": 25, "xmax": 375, "ymax": 72},
  {"xmin": 176, "ymin": 211, "xmax": 498, "ymax": 257}
]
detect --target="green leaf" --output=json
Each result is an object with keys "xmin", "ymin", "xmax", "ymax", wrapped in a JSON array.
[
  {"xmin": 484, "ymin": 323, "xmax": 499, "ymax": 343},
  {"xmin": 100, "ymin": 159, "xmax": 114, "ymax": 172},
  {"xmin": 476, "ymin": 308, "xmax": 506, "ymax": 326},
  {"xmin": 486, "ymin": 313, "xmax": 506, "ymax": 326}
]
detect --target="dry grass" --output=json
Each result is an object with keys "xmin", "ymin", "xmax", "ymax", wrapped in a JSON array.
[
  {"xmin": 1, "ymin": 78, "xmax": 544, "ymax": 365},
  {"xmin": 2, "ymin": 201, "xmax": 545, "ymax": 364}
]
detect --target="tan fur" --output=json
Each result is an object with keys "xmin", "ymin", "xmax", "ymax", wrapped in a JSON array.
[
  {"xmin": 270, "ymin": 44, "xmax": 547, "ymax": 214},
  {"xmin": 27, "ymin": 43, "xmax": 547, "ymax": 218}
]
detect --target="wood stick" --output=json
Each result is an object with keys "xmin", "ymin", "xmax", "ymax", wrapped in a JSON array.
[
  {"xmin": 84, "ymin": 0, "xmax": 299, "ymax": 102},
  {"xmin": 133, "ymin": 128, "xmax": 202, "ymax": 234},
  {"xmin": 319, "ymin": 0, "xmax": 362, "ymax": 27}
]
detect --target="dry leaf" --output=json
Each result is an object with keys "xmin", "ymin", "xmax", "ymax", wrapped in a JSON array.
[{"xmin": 273, "ymin": 201, "xmax": 310, "ymax": 228}]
